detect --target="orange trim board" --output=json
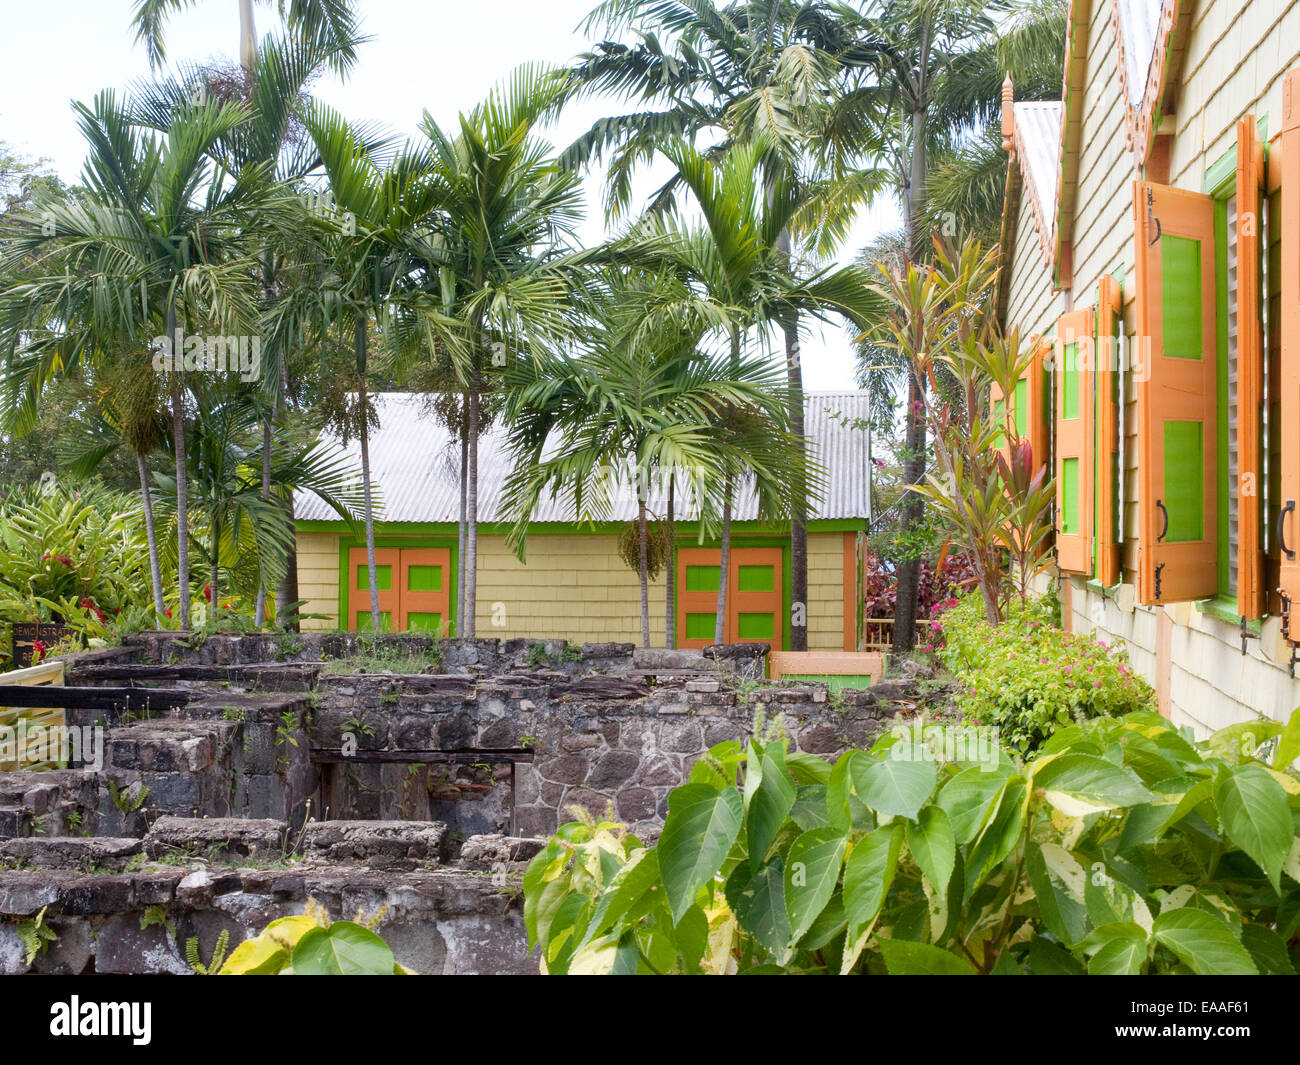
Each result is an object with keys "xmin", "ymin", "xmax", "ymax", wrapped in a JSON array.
[
  {"xmin": 1279, "ymin": 70, "xmax": 1300, "ymax": 640},
  {"xmin": 1054, "ymin": 306, "xmax": 1095, "ymax": 575},
  {"xmin": 1236, "ymin": 116, "xmax": 1265, "ymax": 621}
]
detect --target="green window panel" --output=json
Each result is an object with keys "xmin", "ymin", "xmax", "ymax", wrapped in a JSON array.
[
  {"xmin": 1014, "ymin": 378, "xmax": 1028, "ymax": 437},
  {"xmin": 737, "ymin": 565, "xmax": 774, "ymax": 592},
  {"xmin": 1163, "ymin": 421, "xmax": 1204, "ymax": 542},
  {"xmin": 784, "ymin": 674, "xmax": 874, "ymax": 693},
  {"xmin": 993, "ymin": 398, "xmax": 1006, "ymax": 446},
  {"xmin": 1062, "ymin": 343, "xmax": 1079, "ymax": 419},
  {"xmin": 685, "ymin": 613, "xmax": 716, "ymax": 639},
  {"xmin": 737, "ymin": 613, "xmax": 774, "ymax": 639},
  {"xmin": 356, "ymin": 611, "xmax": 392, "ymax": 632},
  {"xmin": 685, "ymin": 566, "xmax": 720, "ymax": 592},
  {"xmin": 1162, "ymin": 235, "xmax": 1202, "ymax": 359},
  {"xmin": 407, "ymin": 565, "xmax": 442, "ymax": 591},
  {"xmin": 406, "ymin": 612, "xmax": 442, "ymax": 633},
  {"xmin": 1061, "ymin": 458, "xmax": 1079, "ymax": 534},
  {"xmin": 356, "ymin": 564, "xmax": 391, "ymax": 592}
]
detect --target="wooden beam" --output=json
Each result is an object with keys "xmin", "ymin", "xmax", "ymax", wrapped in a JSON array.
[{"xmin": 0, "ymin": 685, "xmax": 191, "ymax": 710}]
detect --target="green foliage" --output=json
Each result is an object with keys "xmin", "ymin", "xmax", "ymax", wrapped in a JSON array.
[
  {"xmin": 0, "ymin": 481, "xmax": 158, "ymax": 667},
  {"xmin": 187, "ymin": 929, "xmax": 229, "ymax": 975},
  {"xmin": 218, "ymin": 899, "xmax": 410, "ymax": 975},
  {"xmin": 15, "ymin": 905, "xmax": 57, "ymax": 966},
  {"xmin": 109, "ymin": 779, "xmax": 149, "ymax": 815},
  {"xmin": 140, "ymin": 904, "xmax": 175, "ymax": 936},
  {"xmin": 935, "ymin": 594, "xmax": 1154, "ymax": 755},
  {"xmin": 527, "ymin": 708, "xmax": 1300, "ymax": 974}
]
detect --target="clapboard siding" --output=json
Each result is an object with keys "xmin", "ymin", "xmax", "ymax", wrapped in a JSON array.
[{"xmin": 1005, "ymin": 188, "xmax": 1058, "ymax": 336}]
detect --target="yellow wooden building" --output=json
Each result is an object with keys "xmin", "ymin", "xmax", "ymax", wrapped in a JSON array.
[
  {"xmin": 293, "ymin": 391, "xmax": 872, "ymax": 651},
  {"xmin": 998, "ymin": 0, "xmax": 1300, "ymax": 734}
]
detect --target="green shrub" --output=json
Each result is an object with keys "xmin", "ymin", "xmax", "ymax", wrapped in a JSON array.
[
  {"xmin": 0, "ymin": 481, "xmax": 158, "ymax": 667},
  {"xmin": 933, "ymin": 593, "xmax": 1154, "ymax": 755},
  {"xmin": 525, "ymin": 710, "xmax": 1300, "ymax": 975}
]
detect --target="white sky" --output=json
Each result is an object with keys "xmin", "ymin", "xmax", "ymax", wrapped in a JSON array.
[{"xmin": 0, "ymin": 0, "xmax": 901, "ymax": 389}]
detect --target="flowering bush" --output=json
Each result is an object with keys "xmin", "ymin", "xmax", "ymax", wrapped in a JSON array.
[{"xmin": 933, "ymin": 593, "xmax": 1155, "ymax": 755}]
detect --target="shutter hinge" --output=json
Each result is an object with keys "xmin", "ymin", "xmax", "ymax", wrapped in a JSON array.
[
  {"xmin": 1240, "ymin": 616, "xmax": 1259, "ymax": 656},
  {"xmin": 1153, "ymin": 562, "xmax": 1165, "ymax": 600},
  {"xmin": 1145, "ymin": 187, "xmax": 1162, "ymax": 245}
]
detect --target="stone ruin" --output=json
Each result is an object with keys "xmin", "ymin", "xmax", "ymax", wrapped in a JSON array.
[{"xmin": 0, "ymin": 633, "xmax": 950, "ymax": 974}]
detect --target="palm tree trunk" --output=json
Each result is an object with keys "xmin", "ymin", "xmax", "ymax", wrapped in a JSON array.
[
  {"xmin": 892, "ymin": 99, "xmax": 931, "ymax": 655},
  {"xmin": 166, "ymin": 299, "xmax": 192, "ymax": 628},
  {"xmin": 665, "ymin": 473, "xmax": 676, "ymax": 649},
  {"xmin": 254, "ymin": 412, "xmax": 272, "ymax": 626},
  {"xmin": 457, "ymin": 398, "xmax": 468, "ymax": 637},
  {"xmin": 715, "ymin": 477, "xmax": 732, "ymax": 646},
  {"xmin": 210, "ymin": 512, "xmax": 220, "ymax": 619},
  {"xmin": 637, "ymin": 495, "xmax": 650, "ymax": 648},
  {"xmin": 275, "ymin": 357, "xmax": 298, "ymax": 627},
  {"xmin": 238, "ymin": 0, "xmax": 257, "ymax": 73},
  {"xmin": 465, "ymin": 366, "xmax": 480, "ymax": 637},
  {"xmin": 784, "ymin": 315, "xmax": 807, "ymax": 652},
  {"xmin": 355, "ymin": 317, "xmax": 380, "ymax": 632},
  {"xmin": 136, "ymin": 452, "xmax": 165, "ymax": 622}
]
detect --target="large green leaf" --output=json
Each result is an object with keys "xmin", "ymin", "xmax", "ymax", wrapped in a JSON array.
[
  {"xmin": 1078, "ymin": 922, "xmax": 1149, "ymax": 975},
  {"xmin": 726, "ymin": 856, "xmax": 792, "ymax": 962},
  {"xmin": 843, "ymin": 823, "xmax": 903, "ymax": 935},
  {"xmin": 905, "ymin": 805, "xmax": 955, "ymax": 893},
  {"xmin": 747, "ymin": 749, "xmax": 796, "ymax": 868},
  {"xmin": 878, "ymin": 938, "xmax": 976, "ymax": 975},
  {"xmin": 1032, "ymin": 753, "xmax": 1154, "ymax": 814},
  {"xmin": 1151, "ymin": 909, "xmax": 1257, "ymax": 975},
  {"xmin": 1213, "ymin": 763, "xmax": 1292, "ymax": 891},
  {"xmin": 784, "ymin": 827, "xmax": 847, "ymax": 942},
  {"xmin": 291, "ymin": 921, "xmax": 396, "ymax": 975},
  {"xmin": 964, "ymin": 776, "xmax": 1028, "ymax": 899},
  {"xmin": 1271, "ymin": 707, "xmax": 1300, "ymax": 771},
  {"xmin": 659, "ymin": 783, "xmax": 744, "ymax": 922},
  {"xmin": 1025, "ymin": 842, "xmax": 1089, "ymax": 947},
  {"xmin": 850, "ymin": 744, "xmax": 937, "ymax": 820},
  {"xmin": 936, "ymin": 764, "xmax": 1012, "ymax": 844}
]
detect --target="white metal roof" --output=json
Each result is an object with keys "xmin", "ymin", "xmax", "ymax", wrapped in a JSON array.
[
  {"xmin": 1013, "ymin": 100, "xmax": 1064, "ymax": 238},
  {"xmin": 294, "ymin": 390, "xmax": 872, "ymax": 525}
]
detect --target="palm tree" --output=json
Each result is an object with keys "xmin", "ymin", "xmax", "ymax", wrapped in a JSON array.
[
  {"xmin": 0, "ymin": 91, "xmax": 294, "ymax": 627},
  {"xmin": 643, "ymin": 136, "xmax": 878, "ymax": 643},
  {"xmin": 407, "ymin": 66, "xmax": 596, "ymax": 638},
  {"xmin": 130, "ymin": 29, "xmax": 367, "ymax": 626},
  {"xmin": 501, "ymin": 269, "xmax": 800, "ymax": 648},
  {"xmin": 566, "ymin": 0, "xmax": 886, "ymax": 650},
  {"xmin": 276, "ymin": 105, "xmax": 444, "ymax": 631},
  {"xmin": 834, "ymin": 0, "xmax": 1066, "ymax": 650},
  {"xmin": 131, "ymin": 0, "xmax": 362, "ymax": 75}
]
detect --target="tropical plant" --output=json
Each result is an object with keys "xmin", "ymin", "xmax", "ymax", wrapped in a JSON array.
[
  {"xmin": 502, "ymin": 268, "xmax": 806, "ymax": 647},
  {"xmin": 400, "ymin": 65, "xmax": 598, "ymax": 636},
  {"xmin": 869, "ymin": 238, "xmax": 1053, "ymax": 620},
  {"xmin": 935, "ymin": 592, "xmax": 1154, "ymax": 754},
  {"xmin": 526, "ymin": 708, "xmax": 1300, "ymax": 974},
  {"xmin": 0, "ymin": 90, "xmax": 298, "ymax": 628},
  {"xmin": 567, "ymin": 0, "xmax": 889, "ymax": 651},
  {"xmin": 219, "ymin": 897, "xmax": 411, "ymax": 974},
  {"xmin": 838, "ymin": 0, "xmax": 1067, "ymax": 652}
]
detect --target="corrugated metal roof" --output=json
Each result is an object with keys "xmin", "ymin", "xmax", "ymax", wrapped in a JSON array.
[
  {"xmin": 1013, "ymin": 100, "xmax": 1063, "ymax": 233},
  {"xmin": 294, "ymin": 390, "xmax": 871, "ymax": 524}
]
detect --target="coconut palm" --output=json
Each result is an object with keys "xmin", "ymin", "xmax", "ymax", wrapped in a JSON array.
[
  {"xmin": 131, "ymin": 0, "xmax": 362, "ymax": 75},
  {"xmin": 272, "ymin": 104, "xmax": 444, "ymax": 630},
  {"xmin": 501, "ymin": 269, "xmax": 805, "ymax": 648},
  {"xmin": 129, "ymin": 27, "xmax": 370, "ymax": 626},
  {"xmin": 639, "ymin": 136, "xmax": 879, "ymax": 643},
  {"xmin": 0, "ymin": 91, "xmax": 295, "ymax": 626},
  {"xmin": 834, "ymin": 0, "xmax": 1066, "ymax": 650},
  {"xmin": 403, "ymin": 66, "xmax": 599, "ymax": 637},
  {"xmin": 567, "ymin": 0, "xmax": 888, "ymax": 649}
]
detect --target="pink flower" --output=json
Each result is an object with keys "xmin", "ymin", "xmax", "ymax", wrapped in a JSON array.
[{"xmin": 930, "ymin": 620, "xmax": 942, "ymax": 632}]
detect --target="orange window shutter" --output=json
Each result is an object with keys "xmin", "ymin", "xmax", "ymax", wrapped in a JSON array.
[
  {"xmin": 398, "ymin": 548, "xmax": 452, "ymax": 634},
  {"xmin": 347, "ymin": 547, "xmax": 400, "ymax": 631},
  {"xmin": 677, "ymin": 546, "xmax": 722, "ymax": 648},
  {"xmin": 1280, "ymin": 71, "xmax": 1300, "ymax": 640},
  {"xmin": 1236, "ymin": 116, "xmax": 1266, "ymax": 620},
  {"xmin": 1054, "ymin": 307, "xmax": 1095, "ymax": 575},
  {"xmin": 730, "ymin": 547, "xmax": 783, "ymax": 651},
  {"xmin": 1026, "ymin": 337, "xmax": 1052, "ymax": 484},
  {"xmin": 1132, "ymin": 180, "xmax": 1219, "ymax": 605},
  {"xmin": 1096, "ymin": 276, "xmax": 1122, "ymax": 587}
]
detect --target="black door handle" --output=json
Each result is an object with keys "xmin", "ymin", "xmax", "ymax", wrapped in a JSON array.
[
  {"xmin": 1279, "ymin": 499, "xmax": 1296, "ymax": 561},
  {"xmin": 1156, "ymin": 499, "xmax": 1169, "ymax": 543}
]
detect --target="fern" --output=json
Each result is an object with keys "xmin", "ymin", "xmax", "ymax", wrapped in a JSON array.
[
  {"xmin": 186, "ymin": 929, "xmax": 230, "ymax": 975},
  {"xmin": 139, "ymin": 904, "xmax": 174, "ymax": 936},
  {"xmin": 16, "ymin": 906, "xmax": 57, "ymax": 966}
]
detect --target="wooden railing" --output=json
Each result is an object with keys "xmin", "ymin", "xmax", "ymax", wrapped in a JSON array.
[
  {"xmin": 0, "ymin": 659, "xmax": 66, "ymax": 771},
  {"xmin": 858, "ymin": 617, "xmax": 933, "ymax": 653}
]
